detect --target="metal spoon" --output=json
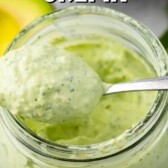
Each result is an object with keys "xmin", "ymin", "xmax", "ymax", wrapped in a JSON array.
[{"xmin": 105, "ymin": 76, "xmax": 168, "ymax": 95}]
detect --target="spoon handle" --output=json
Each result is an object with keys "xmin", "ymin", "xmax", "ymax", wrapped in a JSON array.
[{"xmin": 105, "ymin": 76, "xmax": 168, "ymax": 95}]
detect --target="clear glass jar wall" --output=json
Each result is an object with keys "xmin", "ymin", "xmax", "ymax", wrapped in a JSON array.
[{"xmin": 0, "ymin": 6, "xmax": 168, "ymax": 168}]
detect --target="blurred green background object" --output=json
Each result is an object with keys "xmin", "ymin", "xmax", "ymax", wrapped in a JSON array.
[
  {"xmin": 0, "ymin": 0, "xmax": 55, "ymax": 56},
  {"xmin": 160, "ymin": 30, "xmax": 168, "ymax": 50},
  {"xmin": 160, "ymin": 2, "xmax": 168, "ymax": 51}
]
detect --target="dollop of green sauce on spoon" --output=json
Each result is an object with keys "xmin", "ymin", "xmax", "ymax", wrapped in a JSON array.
[{"xmin": 0, "ymin": 44, "xmax": 105, "ymax": 124}]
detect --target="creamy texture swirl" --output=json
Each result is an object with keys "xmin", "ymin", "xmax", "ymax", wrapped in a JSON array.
[{"xmin": 0, "ymin": 44, "xmax": 104, "ymax": 124}]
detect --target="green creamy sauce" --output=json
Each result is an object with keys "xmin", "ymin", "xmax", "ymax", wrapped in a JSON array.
[
  {"xmin": 20, "ymin": 36, "xmax": 156, "ymax": 145},
  {"xmin": 0, "ymin": 45, "xmax": 104, "ymax": 124}
]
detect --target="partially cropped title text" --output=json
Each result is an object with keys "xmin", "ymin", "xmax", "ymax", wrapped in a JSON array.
[{"xmin": 45, "ymin": 0, "xmax": 128, "ymax": 3}]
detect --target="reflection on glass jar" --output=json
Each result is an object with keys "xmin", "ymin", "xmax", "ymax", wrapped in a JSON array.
[{"xmin": 0, "ymin": 6, "xmax": 168, "ymax": 168}]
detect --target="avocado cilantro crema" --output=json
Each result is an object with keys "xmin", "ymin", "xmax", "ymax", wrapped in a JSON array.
[
  {"xmin": 0, "ymin": 35, "xmax": 156, "ymax": 145},
  {"xmin": 20, "ymin": 35, "xmax": 155, "ymax": 145},
  {"xmin": 0, "ymin": 44, "xmax": 105, "ymax": 124}
]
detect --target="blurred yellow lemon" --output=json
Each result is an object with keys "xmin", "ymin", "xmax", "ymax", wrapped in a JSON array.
[{"xmin": 0, "ymin": 0, "xmax": 55, "ymax": 55}]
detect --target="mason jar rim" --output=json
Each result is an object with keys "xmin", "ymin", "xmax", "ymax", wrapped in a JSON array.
[{"xmin": 2, "ymin": 5, "xmax": 168, "ymax": 163}]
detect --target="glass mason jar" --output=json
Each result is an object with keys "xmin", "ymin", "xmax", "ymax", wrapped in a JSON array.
[{"xmin": 0, "ymin": 6, "xmax": 168, "ymax": 168}]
